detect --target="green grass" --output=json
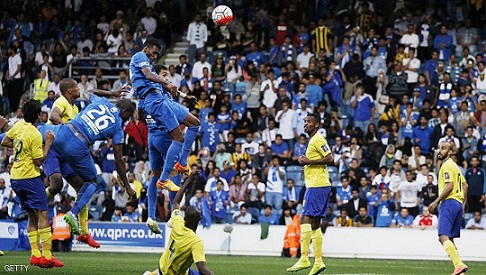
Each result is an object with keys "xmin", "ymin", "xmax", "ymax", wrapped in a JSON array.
[{"xmin": 1, "ymin": 252, "xmax": 486, "ymax": 274}]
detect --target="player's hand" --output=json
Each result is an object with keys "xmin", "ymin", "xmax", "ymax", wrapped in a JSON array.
[
  {"xmin": 186, "ymin": 95, "xmax": 197, "ymax": 104},
  {"xmin": 298, "ymin": 155, "xmax": 310, "ymax": 165},
  {"xmin": 113, "ymin": 87, "xmax": 129, "ymax": 98},
  {"xmin": 170, "ymin": 86, "xmax": 178, "ymax": 97},
  {"xmin": 429, "ymin": 201, "xmax": 438, "ymax": 213},
  {"xmin": 45, "ymin": 130, "xmax": 55, "ymax": 143},
  {"xmin": 0, "ymin": 115, "xmax": 8, "ymax": 130},
  {"xmin": 126, "ymin": 188, "xmax": 137, "ymax": 202}
]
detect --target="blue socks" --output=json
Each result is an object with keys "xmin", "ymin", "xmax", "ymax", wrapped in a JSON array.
[
  {"xmin": 71, "ymin": 182, "xmax": 96, "ymax": 215},
  {"xmin": 180, "ymin": 126, "xmax": 199, "ymax": 166},
  {"xmin": 161, "ymin": 141, "xmax": 183, "ymax": 181},
  {"xmin": 147, "ymin": 175, "xmax": 158, "ymax": 220}
]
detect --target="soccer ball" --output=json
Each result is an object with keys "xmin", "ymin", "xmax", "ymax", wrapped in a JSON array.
[{"xmin": 212, "ymin": 5, "xmax": 233, "ymax": 26}]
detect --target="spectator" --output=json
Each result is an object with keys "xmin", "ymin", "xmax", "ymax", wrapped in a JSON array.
[
  {"xmin": 124, "ymin": 110, "xmax": 148, "ymax": 149},
  {"xmin": 387, "ymin": 62, "xmax": 409, "ymax": 97},
  {"xmin": 391, "ymin": 207, "xmax": 414, "ymax": 228},
  {"xmin": 346, "ymin": 188, "xmax": 368, "ymax": 219},
  {"xmin": 264, "ymin": 155, "xmax": 285, "ymax": 215},
  {"xmin": 279, "ymin": 35, "xmax": 296, "ymax": 65},
  {"xmin": 243, "ymin": 75, "xmax": 261, "ymax": 119},
  {"xmin": 413, "ymin": 116, "xmax": 433, "ymax": 155},
  {"xmin": 192, "ymin": 52, "xmax": 211, "ymax": 80},
  {"xmin": 230, "ymin": 143, "xmax": 251, "ymax": 169},
  {"xmin": 336, "ymin": 209, "xmax": 353, "ymax": 227},
  {"xmin": 291, "ymin": 134, "xmax": 308, "ymax": 164},
  {"xmin": 209, "ymin": 180, "xmax": 230, "ymax": 224},
  {"xmin": 358, "ymin": 176, "xmax": 370, "ymax": 199},
  {"xmin": 434, "ymin": 25, "xmax": 453, "ymax": 61},
  {"xmin": 395, "ymin": 170, "xmax": 421, "ymax": 217},
  {"xmin": 186, "ymin": 14, "xmax": 207, "ymax": 63},
  {"xmin": 246, "ymin": 43, "xmax": 265, "ymax": 67},
  {"xmin": 353, "ymin": 206, "xmax": 374, "ymax": 227},
  {"xmin": 41, "ymin": 91, "xmax": 55, "ymax": 113},
  {"xmin": 456, "ymin": 19, "xmax": 478, "ymax": 57},
  {"xmin": 257, "ymin": 203, "xmax": 280, "ymax": 227},
  {"xmin": 0, "ymin": 178, "xmax": 11, "ymax": 219},
  {"xmin": 363, "ymin": 46, "xmax": 387, "ymax": 98},
  {"xmin": 233, "ymin": 204, "xmax": 252, "ymax": 224},
  {"xmin": 282, "ymin": 213, "xmax": 301, "ymax": 258},
  {"xmin": 213, "ymin": 144, "xmax": 231, "ymax": 171},
  {"xmin": 6, "ymin": 44, "xmax": 23, "ymax": 112},
  {"xmin": 412, "ymin": 206, "xmax": 438, "ymax": 230},
  {"xmin": 337, "ymin": 36, "xmax": 355, "ymax": 68},
  {"xmin": 122, "ymin": 202, "xmax": 141, "ymax": 222},
  {"xmin": 464, "ymin": 156, "xmax": 486, "ymax": 213},
  {"xmin": 226, "ymin": 56, "xmax": 242, "ymax": 84},
  {"xmin": 275, "ymin": 101, "xmax": 296, "ymax": 148},
  {"xmin": 462, "ymin": 127, "xmax": 478, "ymax": 162},
  {"xmin": 270, "ymin": 134, "xmax": 290, "ymax": 160},
  {"xmin": 241, "ymin": 133, "xmax": 258, "ymax": 156},
  {"xmin": 336, "ymin": 176, "xmax": 352, "ymax": 209},
  {"xmin": 374, "ymin": 188, "xmax": 395, "ymax": 227},
  {"xmin": 305, "ymin": 74, "xmax": 323, "ymax": 110},
  {"xmin": 261, "ymin": 69, "xmax": 280, "ymax": 112},
  {"xmin": 189, "ymin": 189, "xmax": 211, "ymax": 228},
  {"xmin": 204, "ymin": 167, "xmax": 229, "ymax": 197},
  {"xmin": 124, "ymin": 137, "xmax": 144, "ymax": 165},
  {"xmin": 229, "ymin": 174, "xmax": 248, "ymax": 208},
  {"xmin": 465, "ymin": 211, "xmax": 486, "ymax": 230},
  {"xmin": 251, "ymin": 144, "xmax": 272, "ymax": 180},
  {"xmin": 296, "ymin": 44, "xmax": 313, "ymax": 69},
  {"xmin": 402, "ymin": 48, "xmax": 421, "ymax": 91},
  {"xmin": 283, "ymin": 179, "xmax": 302, "ymax": 213},
  {"xmin": 33, "ymin": 69, "xmax": 50, "ymax": 102},
  {"xmin": 167, "ymin": 65, "xmax": 182, "ymax": 89},
  {"xmin": 200, "ymin": 112, "xmax": 220, "ymax": 154},
  {"xmin": 262, "ymin": 119, "xmax": 279, "ymax": 148},
  {"xmin": 351, "ymin": 83, "xmax": 375, "ymax": 132}
]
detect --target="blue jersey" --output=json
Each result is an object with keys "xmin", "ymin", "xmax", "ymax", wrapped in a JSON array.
[
  {"xmin": 129, "ymin": 52, "xmax": 161, "ymax": 98},
  {"xmin": 70, "ymin": 95, "xmax": 125, "ymax": 145}
]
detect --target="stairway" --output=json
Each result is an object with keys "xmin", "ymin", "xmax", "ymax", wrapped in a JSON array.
[{"xmin": 164, "ymin": 35, "xmax": 189, "ymax": 66}]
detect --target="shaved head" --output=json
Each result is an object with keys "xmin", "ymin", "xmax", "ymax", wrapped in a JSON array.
[{"xmin": 185, "ymin": 205, "xmax": 202, "ymax": 231}]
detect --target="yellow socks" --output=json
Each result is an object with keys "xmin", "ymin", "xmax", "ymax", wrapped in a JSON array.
[
  {"xmin": 27, "ymin": 230, "xmax": 41, "ymax": 257},
  {"xmin": 38, "ymin": 227, "xmax": 52, "ymax": 260},
  {"xmin": 79, "ymin": 206, "xmax": 89, "ymax": 235},
  {"xmin": 300, "ymin": 223, "xmax": 312, "ymax": 259},
  {"xmin": 45, "ymin": 187, "xmax": 54, "ymax": 201},
  {"xmin": 443, "ymin": 240, "xmax": 464, "ymax": 268},
  {"xmin": 312, "ymin": 228, "xmax": 323, "ymax": 263}
]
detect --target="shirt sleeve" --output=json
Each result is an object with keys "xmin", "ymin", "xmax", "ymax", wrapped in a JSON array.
[
  {"xmin": 318, "ymin": 136, "xmax": 331, "ymax": 158},
  {"xmin": 6, "ymin": 123, "xmax": 18, "ymax": 140},
  {"xmin": 191, "ymin": 240, "xmax": 206, "ymax": 263},
  {"xmin": 170, "ymin": 209, "xmax": 184, "ymax": 232},
  {"xmin": 135, "ymin": 53, "xmax": 151, "ymax": 69}
]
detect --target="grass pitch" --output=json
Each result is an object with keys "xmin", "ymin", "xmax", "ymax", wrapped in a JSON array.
[{"xmin": 1, "ymin": 251, "xmax": 486, "ymax": 274}]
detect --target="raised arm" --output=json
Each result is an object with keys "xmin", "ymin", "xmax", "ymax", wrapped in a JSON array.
[
  {"xmin": 141, "ymin": 66, "xmax": 177, "ymax": 94},
  {"xmin": 173, "ymin": 170, "xmax": 199, "ymax": 210}
]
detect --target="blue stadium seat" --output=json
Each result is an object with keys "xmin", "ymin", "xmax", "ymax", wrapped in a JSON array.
[{"xmin": 286, "ymin": 165, "xmax": 304, "ymax": 186}]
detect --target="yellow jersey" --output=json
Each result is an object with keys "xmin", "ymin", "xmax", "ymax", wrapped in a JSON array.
[
  {"xmin": 312, "ymin": 26, "xmax": 331, "ymax": 53},
  {"xmin": 304, "ymin": 132, "xmax": 331, "ymax": 188},
  {"xmin": 8, "ymin": 121, "xmax": 43, "ymax": 180},
  {"xmin": 438, "ymin": 158, "xmax": 466, "ymax": 204},
  {"xmin": 48, "ymin": 95, "xmax": 79, "ymax": 124},
  {"xmin": 159, "ymin": 210, "xmax": 206, "ymax": 275}
]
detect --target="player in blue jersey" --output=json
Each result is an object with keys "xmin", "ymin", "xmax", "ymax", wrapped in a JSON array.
[
  {"xmin": 130, "ymin": 39, "xmax": 200, "ymax": 192},
  {"xmin": 39, "ymin": 95, "xmax": 137, "ymax": 234}
]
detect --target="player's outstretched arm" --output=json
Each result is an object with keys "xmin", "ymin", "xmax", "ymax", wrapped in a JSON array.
[
  {"xmin": 196, "ymin": 261, "xmax": 214, "ymax": 275},
  {"xmin": 173, "ymin": 171, "xmax": 199, "ymax": 211},
  {"xmin": 113, "ymin": 144, "xmax": 137, "ymax": 202},
  {"xmin": 90, "ymin": 87, "xmax": 128, "ymax": 98}
]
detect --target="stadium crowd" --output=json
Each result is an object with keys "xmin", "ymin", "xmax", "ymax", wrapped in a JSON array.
[{"xmin": 2, "ymin": 0, "xmax": 486, "ymax": 239}]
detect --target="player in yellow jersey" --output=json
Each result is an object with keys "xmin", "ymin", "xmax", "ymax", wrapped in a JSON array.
[
  {"xmin": 1, "ymin": 99, "xmax": 63, "ymax": 268},
  {"xmin": 153, "ymin": 170, "xmax": 213, "ymax": 275},
  {"xmin": 44, "ymin": 78, "xmax": 126, "ymax": 247},
  {"xmin": 288, "ymin": 113, "xmax": 333, "ymax": 275},
  {"xmin": 429, "ymin": 142, "xmax": 469, "ymax": 275}
]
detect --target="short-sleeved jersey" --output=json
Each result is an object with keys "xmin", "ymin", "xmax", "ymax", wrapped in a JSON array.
[
  {"xmin": 8, "ymin": 121, "xmax": 43, "ymax": 180},
  {"xmin": 129, "ymin": 52, "xmax": 161, "ymax": 98},
  {"xmin": 70, "ymin": 95, "xmax": 124, "ymax": 145},
  {"xmin": 159, "ymin": 209, "xmax": 206, "ymax": 275},
  {"xmin": 438, "ymin": 158, "xmax": 466, "ymax": 204},
  {"xmin": 47, "ymin": 95, "xmax": 79, "ymax": 124},
  {"xmin": 304, "ymin": 132, "xmax": 331, "ymax": 188}
]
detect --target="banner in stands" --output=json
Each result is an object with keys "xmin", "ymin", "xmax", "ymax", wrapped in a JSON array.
[
  {"xmin": 79, "ymin": 222, "xmax": 165, "ymax": 248},
  {"xmin": 0, "ymin": 221, "xmax": 19, "ymax": 251}
]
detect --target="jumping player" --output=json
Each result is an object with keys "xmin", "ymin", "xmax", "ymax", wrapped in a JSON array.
[
  {"xmin": 130, "ymin": 39, "xmax": 200, "ymax": 191},
  {"xmin": 429, "ymin": 142, "xmax": 469, "ymax": 275},
  {"xmin": 1, "ymin": 100, "xmax": 64, "ymax": 268},
  {"xmin": 39, "ymin": 94, "xmax": 137, "ymax": 234},
  {"xmin": 287, "ymin": 113, "xmax": 333, "ymax": 275}
]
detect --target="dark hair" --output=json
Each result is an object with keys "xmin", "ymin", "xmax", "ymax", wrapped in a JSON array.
[
  {"xmin": 116, "ymin": 99, "xmax": 136, "ymax": 114},
  {"xmin": 59, "ymin": 78, "xmax": 77, "ymax": 95},
  {"xmin": 143, "ymin": 39, "xmax": 161, "ymax": 49},
  {"xmin": 307, "ymin": 112, "xmax": 320, "ymax": 123},
  {"xmin": 22, "ymin": 99, "xmax": 42, "ymax": 123}
]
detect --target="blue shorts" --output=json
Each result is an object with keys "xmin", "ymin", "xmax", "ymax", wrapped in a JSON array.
[
  {"xmin": 148, "ymin": 130, "xmax": 173, "ymax": 170},
  {"xmin": 40, "ymin": 124, "xmax": 97, "ymax": 182},
  {"xmin": 438, "ymin": 199, "xmax": 463, "ymax": 238},
  {"xmin": 302, "ymin": 186, "xmax": 331, "ymax": 218},
  {"xmin": 11, "ymin": 177, "xmax": 48, "ymax": 211},
  {"xmin": 168, "ymin": 99, "xmax": 189, "ymax": 123},
  {"xmin": 144, "ymin": 91, "xmax": 179, "ymax": 132},
  {"xmin": 43, "ymin": 147, "xmax": 77, "ymax": 178}
]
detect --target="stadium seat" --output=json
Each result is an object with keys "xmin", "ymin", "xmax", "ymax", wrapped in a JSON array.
[{"xmin": 286, "ymin": 165, "xmax": 303, "ymax": 186}]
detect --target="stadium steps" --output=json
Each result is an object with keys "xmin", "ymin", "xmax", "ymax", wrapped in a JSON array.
[{"xmin": 163, "ymin": 35, "xmax": 189, "ymax": 66}]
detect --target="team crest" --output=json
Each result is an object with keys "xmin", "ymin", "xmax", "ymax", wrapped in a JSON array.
[
  {"xmin": 8, "ymin": 226, "xmax": 15, "ymax": 235},
  {"xmin": 445, "ymin": 172, "xmax": 450, "ymax": 180}
]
